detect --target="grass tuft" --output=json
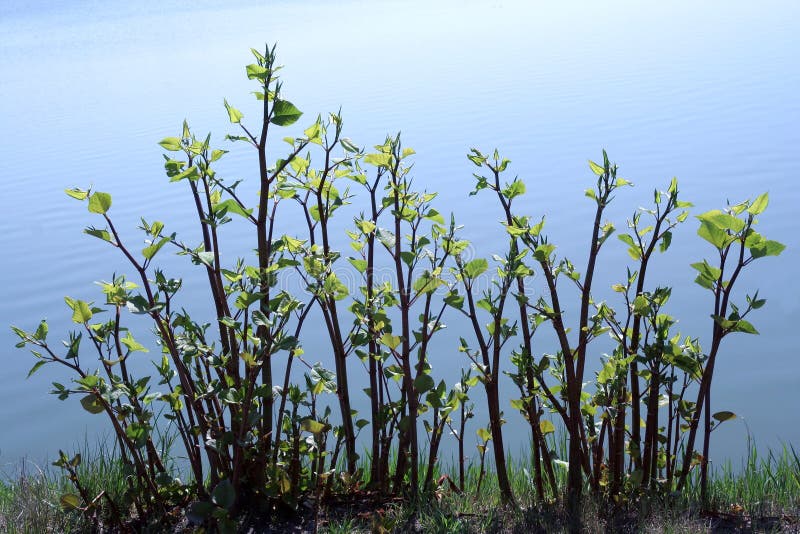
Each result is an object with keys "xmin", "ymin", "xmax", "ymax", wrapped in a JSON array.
[{"xmin": 1, "ymin": 440, "xmax": 798, "ymax": 533}]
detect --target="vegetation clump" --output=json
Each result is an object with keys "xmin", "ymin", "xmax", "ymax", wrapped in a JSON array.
[{"xmin": 9, "ymin": 45, "xmax": 790, "ymax": 532}]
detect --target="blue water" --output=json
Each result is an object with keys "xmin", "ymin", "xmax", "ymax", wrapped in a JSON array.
[{"xmin": 1, "ymin": 0, "xmax": 798, "ymax": 470}]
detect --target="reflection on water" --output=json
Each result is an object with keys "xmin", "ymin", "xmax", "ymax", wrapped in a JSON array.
[{"xmin": 1, "ymin": 0, "xmax": 798, "ymax": 466}]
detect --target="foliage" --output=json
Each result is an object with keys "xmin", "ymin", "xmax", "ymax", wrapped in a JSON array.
[{"xmin": 11, "ymin": 45, "xmax": 785, "ymax": 531}]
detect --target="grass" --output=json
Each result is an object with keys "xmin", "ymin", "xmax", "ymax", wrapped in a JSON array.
[
  {"xmin": 320, "ymin": 442, "xmax": 800, "ymax": 533},
  {"xmin": 1, "ymin": 441, "xmax": 798, "ymax": 533},
  {"xmin": 0, "ymin": 439, "xmax": 129, "ymax": 533}
]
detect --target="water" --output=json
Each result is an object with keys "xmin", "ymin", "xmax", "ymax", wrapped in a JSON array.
[{"xmin": 1, "ymin": 0, "xmax": 798, "ymax": 470}]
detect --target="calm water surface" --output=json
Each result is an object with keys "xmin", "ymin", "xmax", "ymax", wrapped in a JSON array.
[{"xmin": 1, "ymin": 0, "xmax": 798, "ymax": 469}]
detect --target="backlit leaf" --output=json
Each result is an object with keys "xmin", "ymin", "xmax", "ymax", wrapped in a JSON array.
[
  {"xmin": 88, "ymin": 192, "xmax": 112, "ymax": 214},
  {"xmin": 224, "ymin": 99, "xmax": 243, "ymax": 124},
  {"xmin": 65, "ymin": 188, "xmax": 89, "ymax": 200},
  {"xmin": 300, "ymin": 418, "xmax": 330, "ymax": 434},
  {"xmin": 463, "ymin": 258, "xmax": 488, "ymax": 279},
  {"xmin": 746, "ymin": 192, "xmax": 769, "ymax": 215},
  {"xmin": 213, "ymin": 199, "xmax": 253, "ymax": 218},
  {"xmin": 158, "ymin": 137, "xmax": 182, "ymax": 151},
  {"xmin": 539, "ymin": 419, "xmax": 556, "ymax": 435},
  {"xmin": 589, "ymin": 160, "xmax": 604, "ymax": 176},
  {"xmin": 270, "ymin": 99, "xmax": 303, "ymax": 126}
]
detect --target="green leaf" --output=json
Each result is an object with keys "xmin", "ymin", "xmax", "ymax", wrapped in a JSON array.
[
  {"xmin": 424, "ymin": 209, "xmax": 445, "ymax": 225},
  {"xmin": 34, "ymin": 319, "xmax": 48, "ymax": 341},
  {"xmin": 380, "ymin": 333, "xmax": 401, "ymax": 350},
  {"xmin": 223, "ymin": 99, "xmax": 243, "ymax": 124},
  {"xmin": 142, "ymin": 236, "xmax": 170, "ymax": 260},
  {"xmin": 413, "ymin": 273, "xmax": 442, "ymax": 294},
  {"xmin": 503, "ymin": 180, "xmax": 525, "ymax": 199},
  {"xmin": 597, "ymin": 361, "xmax": 617, "ymax": 384},
  {"xmin": 27, "ymin": 360, "xmax": 47, "ymax": 378},
  {"xmin": 539, "ymin": 419, "xmax": 556, "ymax": 436},
  {"xmin": 323, "ymin": 273, "xmax": 349, "ymax": 300},
  {"xmin": 59, "ymin": 493, "xmax": 82, "ymax": 511},
  {"xmin": 212, "ymin": 479, "xmax": 235, "ymax": 510},
  {"xmin": 121, "ymin": 331, "xmax": 149, "ymax": 353},
  {"xmin": 364, "ymin": 153, "xmax": 393, "ymax": 167},
  {"xmin": 340, "ymin": 137, "xmax": 360, "ymax": 153},
  {"xmin": 712, "ymin": 411, "xmax": 736, "ymax": 423},
  {"xmin": 659, "ymin": 231, "xmax": 672, "ymax": 253},
  {"xmin": 158, "ymin": 137, "xmax": 182, "ymax": 151},
  {"xmin": 750, "ymin": 239, "xmax": 785, "ymax": 258},
  {"xmin": 279, "ymin": 235, "xmax": 305, "ymax": 254},
  {"xmin": 697, "ymin": 220, "xmax": 728, "ymax": 249},
  {"xmin": 477, "ymin": 427, "xmax": 491, "ymax": 442},
  {"xmin": 510, "ymin": 398, "xmax": 526, "ymax": 411},
  {"xmin": 213, "ymin": 199, "xmax": 253, "ymax": 218},
  {"xmin": 463, "ymin": 258, "xmax": 488, "ymax": 278},
  {"xmin": 246, "ymin": 63, "xmax": 269, "ymax": 80},
  {"xmin": 304, "ymin": 122, "xmax": 322, "ymax": 142},
  {"xmin": 697, "ymin": 209, "xmax": 745, "ymax": 233},
  {"xmin": 476, "ymin": 299, "xmax": 492, "ymax": 313},
  {"xmin": 746, "ymin": 192, "xmax": 769, "ymax": 215},
  {"xmin": 169, "ymin": 165, "xmax": 199, "ymax": 183},
  {"xmin": 65, "ymin": 188, "xmax": 89, "ymax": 200},
  {"xmin": 196, "ymin": 251, "xmax": 215, "ymax": 268},
  {"xmin": 348, "ymin": 258, "xmax": 367, "ymax": 273},
  {"xmin": 125, "ymin": 422, "xmax": 149, "ymax": 448},
  {"xmin": 300, "ymin": 418, "xmax": 330, "ymax": 434},
  {"xmin": 690, "ymin": 261, "xmax": 721, "ymax": 283},
  {"xmin": 414, "ymin": 374, "xmax": 435, "ymax": 394},
  {"xmin": 533, "ymin": 243, "xmax": 556, "ymax": 262},
  {"xmin": 270, "ymin": 99, "xmax": 303, "ymax": 126},
  {"xmin": 88, "ymin": 192, "xmax": 112, "ymax": 214},
  {"xmin": 84, "ymin": 227, "xmax": 113, "ymax": 243},
  {"xmin": 588, "ymin": 160, "xmax": 605, "ymax": 176},
  {"xmin": 65, "ymin": 297, "xmax": 93, "ymax": 323},
  {"xmin": 444, "ymin": 291, "xmax": 464, "ymax": 309},
  {"xmin": 80, "ymin": 394, "xmax": 105, "ymax": 415},
  {"xmin": 467, "ymin": 149, "xmax": 486, "ymax": 167},
  {"xmin": 731, "ymin": 319, "xmax": 759, "ymax": 335}
]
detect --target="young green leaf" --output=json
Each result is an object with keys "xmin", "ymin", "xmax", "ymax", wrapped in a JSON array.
[
  {"xmin": 463, "ymin": 258, "xmax": 488, "ymax": 279},
  {"xmin": 158, "ymin": 137, "xmax": 182, "ymax": 151},
  {"xmin": 224, "ymin": 99, "xmax": 244, "ymax": 124},
  {"xmin": 87, "ymin": 192, "xmax": 112, "ymax": 214},
  {"xmin": 65, "ymin": 188, "xmax": 89, "ymax": 200},
  {"xmin": 539, "ymin": 419, "xmax": 556, "ymax": 435},
  {"xmin": 746, "ymin": 192, "xmax": 769, "ymax": 215},
  {"xmin": 270, "ymin": 99, "xmax": 303, "ymax": 126}
]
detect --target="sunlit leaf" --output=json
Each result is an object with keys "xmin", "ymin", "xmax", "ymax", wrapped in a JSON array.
[
  {"xmin": 158, "ymin": 137, "xmax": 182, "ymax": 151},
  {"xmin": 539, "ymin": 419, "xmax": 556, "ymax": 435},
  {"xmin": 224, "ymin": 99, "xmax": 243, "ymax": 124},
  {"xmin": 88, "ymin": 192, "xmax": 112, "ymax": 214},
  {"xmin": 270, "ymin": 99, "xmax": 303, "ymax": 126}
]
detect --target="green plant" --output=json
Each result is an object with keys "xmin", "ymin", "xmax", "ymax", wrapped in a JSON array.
[
  {"xmin": 10, "ymin": 45, "xmax": 785, "ymax": 531},
  {"xmin": 462, "ymin": 147, "xmax": 783, "ymax": 530}
]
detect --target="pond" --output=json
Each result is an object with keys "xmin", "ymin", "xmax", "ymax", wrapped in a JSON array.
[{"xmin": 1, "ymin": 0, "xmax": 798, "ymax": 469}]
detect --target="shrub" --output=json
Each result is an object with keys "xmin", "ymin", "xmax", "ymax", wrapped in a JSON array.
[{"xmin": 12, "ymin": 45, "xmax": 784, "ymax": 530}]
